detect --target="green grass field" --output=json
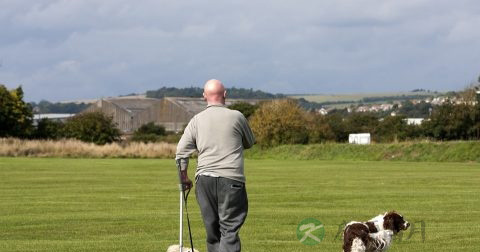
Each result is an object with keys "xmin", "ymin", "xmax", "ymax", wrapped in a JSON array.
[{"xmin": 1, "ymin": 158, "xmax": 479, "ymax": 251}]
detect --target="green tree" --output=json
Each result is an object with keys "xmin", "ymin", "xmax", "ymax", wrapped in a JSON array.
[
  {"xmin": 374, "ymin": 115, "xmax": 408, "ymax": 142},
  {"xmin": 33, "ymin": 118, "xmax": 64, "ymax": 140},
  {"xmin": 470, "ymin": 104, "xmax": 480, "ymax": 139},
  {"xmin": 423, "ymin": 103, "xmax": 474, "ymax": 140},
  {"xmin": 306, "ymin": 112, "xmax": 336, "ymax": 143},
  {"xmin": 344, "ymin": 112, "xmax": 379, "ymax": 135},
  {"xmin": 0, "ymin": 85, "xmax": 33, "ymax": 137},
  {"xmin": 325, "ymin": 113, "xmax": 349, "ymax": 142},
  {"xmin": 146, "ymin": 86, "xmax": 285, "ymax": 99},
  {"xmin": 63, "ymin": 112, "xmax": 121, "ymax": 144},
  {"xmin": 228, "ymin": 102, "xmax": 259, "ymax": 119},
  {"xmin": 250, "ymin": 99, "xmax": 309, "ymax": 147},
  {"xmin": 398, "ymin": 101, "xmax": 433, "ymax": 118}
]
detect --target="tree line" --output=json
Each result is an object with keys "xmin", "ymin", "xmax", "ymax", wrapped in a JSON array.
[
  {"xmin": 146, "ymin": 86, "xmax": 285, "ymax": 99},
  {"xmin": 1, "ymin": 85, "xmax": 120, "ymax": 144},
  {"xmin": 1, "ymin": 85, "xmax": 181, "ymax": 145},
  {"xmin": 29, "ymin": 86, "xmax": 443, "ymax": 116},
  {"xmin": 30, "ymin": 100, "xmax": 90, "ymax": 114},
  {"xmin": 2, "ymin": 84, "xmax": 479, "ymax": 147},
  {"xmin": 232, "ymin": 96, "xmax": 480, "ymax": 146}
]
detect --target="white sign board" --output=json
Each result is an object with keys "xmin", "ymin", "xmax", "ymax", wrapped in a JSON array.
[{"xmin": 349, "ymin": 133, "xmax": 371, "ymax": 145}]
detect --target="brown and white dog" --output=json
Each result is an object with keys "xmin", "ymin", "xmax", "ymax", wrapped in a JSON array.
[{"xmin": 343, "ymin": 211, "xmax": 409, "ymax": 252}]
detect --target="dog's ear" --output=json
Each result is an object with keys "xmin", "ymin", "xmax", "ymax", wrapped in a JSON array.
[
  {"xmin": 383, "ymin": 213, "xmax": 395, "ymax": 231},
  {"xmin": 384, "ymin": 211, "xmax": 407, "ymax": 233}
]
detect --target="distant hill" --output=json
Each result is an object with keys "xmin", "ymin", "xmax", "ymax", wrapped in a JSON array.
[
  {"xmin": 31, "ymin": 88, "xmax": 450, "ymax": 114},
  {"xmin": 30, "ymin": 87, "xmax": 286, "ymax": 114},
  {"xmin": 145, "ymin": 86, "xmax": 285, "ymax": 99},
  {"xmin": 289, "ymin": 91, "xmax": 442, "ymax": 109}
]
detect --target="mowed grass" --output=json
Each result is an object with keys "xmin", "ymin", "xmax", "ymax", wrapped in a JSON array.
[{"xmin": 0, "ymin": 158, "xmax": 479, "ymax": 252}]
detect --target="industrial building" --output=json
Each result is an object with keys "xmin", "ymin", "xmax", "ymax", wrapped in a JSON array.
[{"xmin": 82, "ymin": 97, "xmax": 259, "ymax": 133}]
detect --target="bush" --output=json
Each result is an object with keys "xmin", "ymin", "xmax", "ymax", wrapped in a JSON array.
[
  {"xmin": 325, "ymin": 113, "xmax": 349, "ymax": 142},
  {"xmin": 344, "ymin": 112, "xmax": 379, "ymax": 135},
  {"xmin": 130, "ymin": 133, "xmax": 182, "ymax": 144},
  {"xmin": 63, "ymin": 112, "xmax": 121, "ymax": 145},
  {"xmin": 374, "ymin": 115, "xmax": 408, "ymax": 142},
  {"xmin": 305, "ymin": 112, "xmax": 336, "ymax": 143},
  {"xmin": 135, "ymin": 122, "xmax": 166, "ymax": 136},
  {"xmin": 250, "ymin": 99, "xmax": 310, "ymax": 147},
  {"xmin": 158, "ymin": 133, "xmax": 182, "ymax": 143},
  {"xmin": 131, "ymin": 122, "xmax": 167, "ymax": 143},
  {"xmin": 228, "ymin": 102, "xmax": 259, "ymax": 119},
  {"xmin": 422, "ymin": 103, "xmax": 477, "ymax": 140},
  {"xmin": 130, "ymin": 133, "xmax": 162, "ymax": 143},
  {"xmin": 33, "ymin": 118, "xmax": 64, "ymax": 140}
]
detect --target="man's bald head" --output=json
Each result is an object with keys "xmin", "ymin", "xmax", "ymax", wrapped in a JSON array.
[{"xmin": 203, "ymin": 79, "xmax": 226, "ymax": 105}]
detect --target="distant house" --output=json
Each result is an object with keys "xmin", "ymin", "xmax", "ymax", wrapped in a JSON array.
[
  {"xmin": 370, "ymin": 105, "xmax": 381, "ymax": 112},
  {"xmin": 431, "ymin": 97, "xmax": 447, "ymax": 105},
  {"xmin": 82, "ymin": 97, "xmax": 261, "ymax": 133},
  {"xmin": 380, "ymin": 104, "xmax": 394, "ymax": 111},
  {"xmin": 317, "ymin": 108, "xmax": 328, "ymax": 115},
  {"xmin": 356, "ymin": 106, "xmax": 369, "ymax": 112}
]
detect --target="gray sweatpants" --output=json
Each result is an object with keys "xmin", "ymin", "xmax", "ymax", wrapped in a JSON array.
[{"xmin": 195, "ymin": 175, "xmax": 248, "ymax": 252}]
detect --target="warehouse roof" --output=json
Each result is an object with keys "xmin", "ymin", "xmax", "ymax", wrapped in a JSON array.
[{"xmin": 101, "ymin": 96, "xmax": 264, "ymax": 116}]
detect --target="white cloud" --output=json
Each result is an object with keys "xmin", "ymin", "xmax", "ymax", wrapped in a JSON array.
[
  {"xmin": 0, "ymin": 0, "xmax": 479, "ymax": 101},
  {"xmin": 447, "ymin": 15, "xmax": 480, "ymax": 43}
]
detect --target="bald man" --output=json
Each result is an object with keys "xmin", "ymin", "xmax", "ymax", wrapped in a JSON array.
[{"xmin": 175, "ymin": 79, "xmax": 255, "ymax": 252}]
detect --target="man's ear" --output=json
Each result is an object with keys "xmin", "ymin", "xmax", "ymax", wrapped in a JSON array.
[
  {"xmin": 223, "ymin": 90, "xmax": 227, "ymax": 99},
  {"xmin": 203, "ymin": 92, "xmax": 207, "ymax": 101}
]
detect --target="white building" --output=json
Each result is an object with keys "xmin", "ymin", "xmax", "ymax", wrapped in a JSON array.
[
  {"xmin": 349, "ymin": 133, "xmax": 371, "ymax": 145},
  {"xmin": 317, "ymin": 108, "xmax": 328, "ymax": 115},
  {"xmin": 33, "ymin": 113, "xmax": 76, "ymax": 125},
  {"xmin": 405, "ymin": 118, "xmax": 424, "ymax": 125}
]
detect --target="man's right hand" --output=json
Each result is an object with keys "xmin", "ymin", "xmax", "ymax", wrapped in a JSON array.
[{"xmin": 180, "ymin": 170, "xmax": 193, "ymax": 190}]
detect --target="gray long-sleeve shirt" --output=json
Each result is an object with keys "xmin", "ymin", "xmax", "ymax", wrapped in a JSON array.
[{"xmin": 175, "ymin": 104, "xmax": 255, "ymax": 183}]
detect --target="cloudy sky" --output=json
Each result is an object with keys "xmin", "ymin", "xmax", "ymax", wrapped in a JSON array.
[{"xmin": 0, "ymin": 0, "xmax": 479, "ymax": 102}]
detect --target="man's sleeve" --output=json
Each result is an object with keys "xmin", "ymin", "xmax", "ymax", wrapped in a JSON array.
[
  {"xmin": 175, "ymin": 118, "xmax": 197, "ymax": 169},
  {"xmin": 239, "ymin": 115, "xmax": 255, "ymax": 149}
]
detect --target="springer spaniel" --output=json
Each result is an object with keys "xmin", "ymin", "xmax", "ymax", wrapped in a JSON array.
[{"xmin": 343, "ymin": 211, "xmax": 409, "ymax": 252}]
